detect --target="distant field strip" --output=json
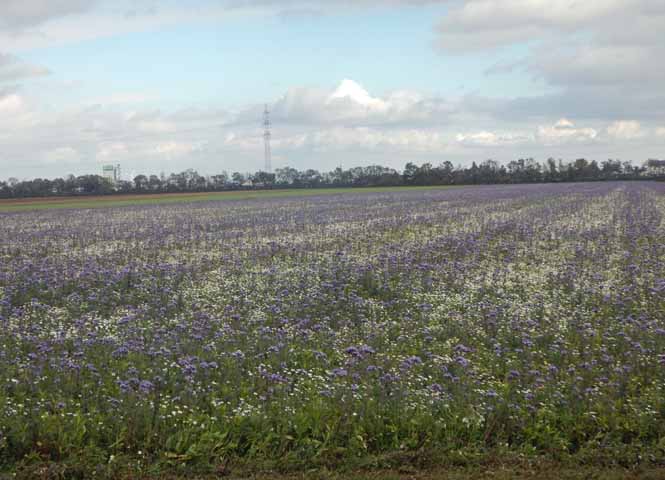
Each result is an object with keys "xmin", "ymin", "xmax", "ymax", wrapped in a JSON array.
[{"xmin": 0, "ymin": 186, "xmax": 460, "ymax": 212}]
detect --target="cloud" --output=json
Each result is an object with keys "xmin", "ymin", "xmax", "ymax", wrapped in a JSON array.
[
  {"xmin": 328, "ymin": 79, "xmax": 387, "ymax": 108},
  {"xmin": 455, "ymin": 119, "xmax": 613, "ymax": 148},
  {"xmin": 275, "ymin": 127, "xmax": 449, "ymax": 154},
  {"xmin": 0, "ymin": 79, "xmax": 456, "ymax": 177},
  {"xmin": 606, "ymin": 120, "xmax": 643, "ymax": 140},
  {"xmin": 529, "ymin": 43, "xmax": 665, "ymax": 88},
  {"xmin": 0, "ymin": 0, "xmax": 445, "ymax": 51},
  {"xmin": 436, "ymin": 1, "xmax": 637, "ymax": 53},
  {"xmin": 536, "ymin": 118, "xmax": 598, "ymax": 145},
  {"xmin": 2, "ymin": 79, "xmax": 665, "ymax": 179},
  {"xmin": 456, "ymin": 130, "xmax": 529, "ymax": 147},
  {"xmin": 0, "ymin": 93, "xmax": 229, "ymax": 174},
  {"xmin": 153, "ymin": 141, "xmax": 200, "ymax": 156},
  {"xmin": 0, "ymin": 91, "xmax": 38, "ymax": 129},
  {"xmin": 96, "ymin": 142, "xmax": 129, "ymax": 162},
  {"xmin": 436, "ymin": 0, "xmax": 665, "ymax": 123},
  {"xmin": 135, "ymin": 118, "xmax": 178, "ymax": 134},
  {"xmin": 0, "ymin": 53, "xmax": 50, "ymax": 82},
  {"xmin": 0, "ymin": 3, "xmax": 238, "ymax": 51},
  {"xmin": 454, "ymin": 118, "xmax": 655, "ymax": 150},
  {"xmin": 264, "ymin": 79, "xmax": 455, "ymax": 127},
  {"xmin": 41, "ymin": 146, "xmax": 80, "ymax": 165},
  {"xmin": 0, "ymin": 0, "xmax": 97, "ymax": 31},
  {"xmin": 0, "ymin": 93, "xmax": 26, "ymax": 115}
]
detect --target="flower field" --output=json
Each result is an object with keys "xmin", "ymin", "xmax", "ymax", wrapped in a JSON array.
[{"xmin": 1, "ymin": 182, "xmax": 664, "ymax": 476}]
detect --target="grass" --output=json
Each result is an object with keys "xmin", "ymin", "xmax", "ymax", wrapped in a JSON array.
[{"xmin": 0, "ymin": 186, "xmax": 460, "ymax": 212}]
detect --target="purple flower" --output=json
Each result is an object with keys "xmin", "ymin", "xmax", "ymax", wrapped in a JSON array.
[
  {"xmin": 331, "ymin": 368, "xmax": 348, "ymax": 378},
  {"xmin": 400, "ymin": 356, "xmax": 422, "ymax": 370},
  {"xmin": 139, "ymin": 380, "xmax": 154, "ymax": 394}
]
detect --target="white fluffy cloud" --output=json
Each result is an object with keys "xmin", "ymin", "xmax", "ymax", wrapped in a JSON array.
[
  {"xmin": 606, "ymin": 121, "xmax": 643, "ymax": 140},
  {"xmin": 536, "ymin": 118, "xmax": 598, "ymax": 145},
  {"xmin": 269, "ymin": 79, "xmax": 454, "ymax": 127},
  {"xmin": 454, "ymin": 118, "xmax": 635, "ymax": 149},
  {"xmin": 0, "ymin": 93, "xmax": 25, "ymax": 115},
  {"xmin": 0, "ymin": 91, "xmax": 39, "ymax": 130},
  {"xmin": 153, "ymin": 141, "xmax": 200, "ymax": 156},
  {"xmin": 275, "ymin": 127, "xmax": 449, "ymax": 154},
  {"xmin": 455, "ymin": 131, "xmax": 528, "ymax": 147}
]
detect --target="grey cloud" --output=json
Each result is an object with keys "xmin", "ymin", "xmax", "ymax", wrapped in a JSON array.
[
  {"xmin": 484, "ymin": 59, "xmax": 525, "ymax": 76},
  {"xmin": 0, "ymin": 86, "xmax": 19, "ymax": 96},
  {"xmin": 435, "ymin": 1, "xmax": 631, "ymax": 53},
  {"xmin": 437, "ymin": 1, "xmax": 665, "ymax": 123},
  {"xmin": 468, "ymin": 86, "xmax": 665, "ymax": 124},
  {"xmin": 0, "ymin": 0, "xmax": 97, "ymax": 31},
  {"xmin": 123, "ymin": 6, "xmax": 158, "ymax": 19},
  {"xmin": 0, "ymin": 0, "xmax": 444, "ymax": 30},
  {"xmin": 0, "ymin": 53, "xmax": 50, "ymax": 82},
  {"xmin": 528, "ymin": 43, "xmax": 665, "ymax": 88}
]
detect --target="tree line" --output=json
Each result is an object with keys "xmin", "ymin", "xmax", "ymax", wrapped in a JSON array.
[{"xmin": 1, "ymin": 158, "xmax": 662, "ymax": 199}]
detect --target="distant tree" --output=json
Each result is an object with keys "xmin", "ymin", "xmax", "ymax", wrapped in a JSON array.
[
  {"xmin": 117, "ymin": 180, "xmax": 133, "ymax": 193},
  {"xmin": 171, "ymin": 172, "xmax": 188, "ymax": 191},
  {"xmin": 193, "ymin": 174, "xmax": 207, "ymax": 191},
  {"xmin": 77, "ymin": 175, "xmax": 112, "ymax": 195},
  {"xmin": 545, "ymin": 158, "xmax": 558, "ymax": 182},
  {"xmin": 231, "ymin": 172, "xmax": 245, "ymax": 185},
  {"xmin": 601, "ymin": 159, "xmax": 621, "ymax": 178},
  {"xmin": 588, "ymin": 160, "xmax": 601, "ymax": 179},
  {"xmin": 148, "ymin": 175, "xmax": 162, "ymax": 191},
  {"xmin": 478, "ymin": 159, "xmax": 501, "ymax": 184},
  {"xmin": 436, "ymin": 161, "xmax": 455, "ymax": 185},
  {"xmin": 622, "ymin": 161, "xmax": 635, "ymax": 177},
  {"xmin": 52, "ymin": 178, "xmax": 66, "ymax": 195},
  {"xmin": 523, "ymin": 158, "xmax": 542, "ymax": 183},
  {"xmin": 209, "ymin": 173, "xmax": 228, "ymax": 189},
  {"xmin": 403, "ymin": 162, "xmax": 419, "ymax": 185},
  {"xmin": 2, "ymin": 155, "xmax": 661, "ymax": 200},
  {"xmin": 252, "ymin": 171, "xmax": 276, "ymax": 187},
  {"xmin": 275, "ymin": 167, "xmax": 301, "ymax": 186},
  {"xmin": 134, "ymin": 175, "xmax": 149, "ymax": 192},
  {"xmin": 301, "ymin": 169, "xmax": 322, "ymax": 188}
]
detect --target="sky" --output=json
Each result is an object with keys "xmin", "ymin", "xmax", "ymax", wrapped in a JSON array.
[{"xmin": 1, "ymin": 0, "xmax": 665, "ymax": 180}]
